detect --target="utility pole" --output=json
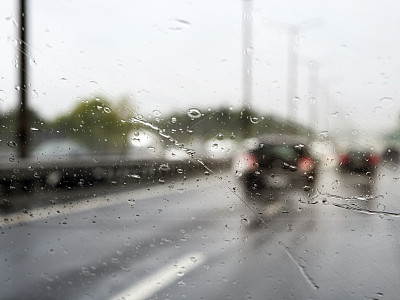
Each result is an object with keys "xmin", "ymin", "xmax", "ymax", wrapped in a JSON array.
[
  {"xmin": 17, "ymin": 0, "xmax": 29, "ymax": 158},
  {"xmin": 264, "ymin": 19, "xmax": 322, "ymax": 123},
  {"xmin": 241, "ymin": 0, "xmax": 253, "ymax": 138},
  {"xmin": 286, "ymin": 25, "xmax": 299, "ymax": 123},
  {"xmin": 308, "ymin": 60, "xmax": 319, "ymax": 131}
]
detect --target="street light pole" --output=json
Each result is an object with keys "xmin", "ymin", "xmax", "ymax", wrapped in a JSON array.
[
  {"xmin": 241, "ymin": 0, "xmax": 253, "ymax": 137},
  {"xmin": 286, "ymin": 25, "xmax": 299, "ymax": 123},
  {"xmin": 17, "ymin": 0, "xmax": 29, "ymax": 158}
]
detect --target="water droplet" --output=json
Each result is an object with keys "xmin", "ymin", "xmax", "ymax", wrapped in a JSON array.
[
  {"xmin": 303, "ymin": 185, "xmax": 311, "ymax": 191},
  {"xmin": 153, "ymin": 110, "xmax": 161, "ymax": 117},
  {"xmin": 128, "ymin": 174, "xmax": 141, "ymax": 179},
  {"xmin": 204, "ymin": 171, "xmax": 210, "ymax": 176},
  {"xmin": 177, "ymin": 280, "xmax": 186, "ymax": 286},
  {"xmin": 30, "ymin": 127, "xmax": 40, "ymax": 132},
  {"xmin": 217, "ymin": 133, "xmax": 224, "ymax": 140},
  {"xmin": 177, "ymin": 168, "xmax": 184, "ymax": 174},
  {"xmin": 147, "ymin": 146, "xmax": 156, "ymax": 153},
  {"xmin": 159, "ymin": 164, "xmax": 171, "ymax": 172},
  {"xmin": 293, "ymin": 144, "xmax": 304, "ymax": 151},
  {"xmin": 318, "ymin": 131, "xmax": 328, "ymax": 141},
  {"xmin": 334, "ymin": 91, "xmax": 342, "ymax": 99},
  {"xmin": 187, "ymin": 108, "xmax": 202, "ymax": 119},
  {"xmin": 250, "ymin": 117, "xmax": 259, "ymax": 124},
  {"xmin": 352, "ymin": 130, "xmax": 358, "ymax": 136},
  {"xmin": 158, "ymin": 179, "xmax": 165, "ymax": 184},
  {"xmin": 379, "ymin": 97, "xmax": 393, "ymax": 106},
  {"xmin": 241, "ymin": 218, "xmax": 250, "ymax": 225},
  {"xmin": 177, "ymin": 271, "xmax": 185, "ymax": 277},
  {"xmin": 212, "ymin": 143, "xmax": 218, "ymax": 149},
  {"xmin": 131, "ymin": 138, "xmax": 141, "ymax": 146},
  {"xmin": 171, "ymin": 117, "xmax": 177, "ymax": 123},
  {"xmin": 103, "ymin": 107, "xmax": 112, "ymax": 114},
  {"xmin": 7, "ymin": 141, "xmax": 17, "ymax": 148}
]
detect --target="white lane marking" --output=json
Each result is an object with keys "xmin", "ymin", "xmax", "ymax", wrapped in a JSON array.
[{"xmin": 111, "ymin": 252, "xmax": 205, "ymax": 300}]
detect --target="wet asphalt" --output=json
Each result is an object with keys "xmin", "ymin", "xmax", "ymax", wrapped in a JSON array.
[{"xmin": 1, "ymin": 162, "xmax": 400, "ymax": 300}]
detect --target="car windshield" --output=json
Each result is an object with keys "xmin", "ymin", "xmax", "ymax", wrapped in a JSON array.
[{"xmin": 1, "ymin": 1, "xmax": 400, "ymax": 299}]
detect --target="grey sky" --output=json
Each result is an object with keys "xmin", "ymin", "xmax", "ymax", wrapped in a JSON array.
[{"xmin": 1, "ymin": 0, "xmax": 399, "ymax": 135}]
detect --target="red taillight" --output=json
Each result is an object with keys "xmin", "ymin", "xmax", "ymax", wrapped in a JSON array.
[
  {"xmin": 367, "ymin": 153, "xmax": 380, "ymax": 166},
  {"xmin": 297, "ymin": 156, "xmax": 315, "ymax": 173},
  {"xmin": 235, "ymin": 153, "xmax": 258, "ymax": 172},
  {"xmin": 243, "ymin": 154, "xmax": 258, "ymax": 170},
  {"xmin": 340, "ymin": 154, "xmax": 350, "ymax": 165},
  {"xmin": 235, "ymin": 153, "xmax": 258, "ymax": 173}
]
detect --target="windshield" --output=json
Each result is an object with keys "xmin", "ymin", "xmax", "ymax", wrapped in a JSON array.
[{"xmin": 1, "ymin": 1, "xmax": 400, "ymax": 299}]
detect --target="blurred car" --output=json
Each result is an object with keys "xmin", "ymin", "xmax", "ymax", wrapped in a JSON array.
[
  {"xmin": 234, "ymin": 136, "xmax": 317, "ymax": 191},
  {"xmin": 32, "ymin": 139, "xmax": 90, "ymax": 161},
  {"xmin": 128, "ymin": 129, "xmax": 164, "ymax": 160},
  {"xmin": 383, "ymin": 146, "xmax": 399, "ymax": 164},
  {"xmin": 203, "ymin": 138, "xmax": 236, "ymax": 160},
  {"xmin": 339, "ymin": 149, "xmax": 380, "ymax": 174},
  {"xmin": 309, "ymin": 140, "xmax": 339, "ymax": 168},
  {"xmin": 32, "ymin": 139, "xmax": 91, "ymax": 187}
]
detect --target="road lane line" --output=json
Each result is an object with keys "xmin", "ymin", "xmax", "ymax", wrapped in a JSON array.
[{"xmin": 111, "ymin": 252, "xmax": 205, "ymax": 300}]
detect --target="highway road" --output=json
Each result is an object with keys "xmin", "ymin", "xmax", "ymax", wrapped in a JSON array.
[{"xmin": 1, "ymin": 162, "xmax": 400, "ymax": 299}]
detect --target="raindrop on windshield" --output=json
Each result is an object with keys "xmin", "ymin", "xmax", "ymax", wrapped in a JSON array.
[
  {"xmin": 379, "ymin": 96, "xmax": 393, "ymax": 106},
  {"xmin": 317, "ymin": 131, "xmax": 329, "ymax": 141},
  {"xmin": 293, "ymin": 144, "xmax": 305, "ymax": 151},
  {"xmin": 187, "ymin": 108, "xmax": 202, "ymax": 119},
  {"xmin": 159, "ymin": 164, "xmax": 171, "ymax": 172},
  {"xmin": 7, "ymin": 141, "xmax": 17, "ymax": 148},
  {"xmin": 250, "ymin": 117, "xmax": 259, "ymax": 124}
]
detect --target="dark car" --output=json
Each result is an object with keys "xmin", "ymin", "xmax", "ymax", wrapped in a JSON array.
[
  {"xmin": 383, "ymin": 146, "xmax": 399, "ymax": 164},
  {"xmin": 236, "ymin": 136, "xmax": 317, "ymax": 191},
  {"xmin": 339, "ymin": 149, "xmax": 380, "ymax": 175}
]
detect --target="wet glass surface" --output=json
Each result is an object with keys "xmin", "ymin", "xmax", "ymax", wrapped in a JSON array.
[{"xmin": 1, "ymin": 0, "xmax": 400, "ymax": 299}]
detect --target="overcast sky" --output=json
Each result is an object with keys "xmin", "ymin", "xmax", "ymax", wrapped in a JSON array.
[{"xmin": 1, "ymin": 0, "xmax": 400, "ymax": 136}]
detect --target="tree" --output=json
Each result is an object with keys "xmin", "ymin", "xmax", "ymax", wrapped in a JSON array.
[{"xmin": 54, "ymin": 96, "xmax": 136, "ymax": 153}]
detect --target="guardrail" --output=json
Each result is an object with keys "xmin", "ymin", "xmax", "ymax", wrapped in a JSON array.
[{"xmin": 0, "ymin": 154, "xmax": 232, "ymax": 194}]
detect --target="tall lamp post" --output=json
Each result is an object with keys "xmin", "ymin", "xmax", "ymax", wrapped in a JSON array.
[
  {"xmin": 241, "ymin": 0, "xmax": 253, "ymax": 138},
  {"xmin": 17, "ymin": 0, "xmax": 29, "ymax": 158}
]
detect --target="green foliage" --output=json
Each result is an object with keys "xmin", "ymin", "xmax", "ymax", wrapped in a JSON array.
[
  {"xmin": 0, "ymin": 108, "xmax": 49, "ymax": 150},
  {"xmin": 156, "ymin": 107, "xmax": 313, "ymax": 142},
  {"xmin": 54, "ymin": 97, "xmax": 135, "ymax": 152}
]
